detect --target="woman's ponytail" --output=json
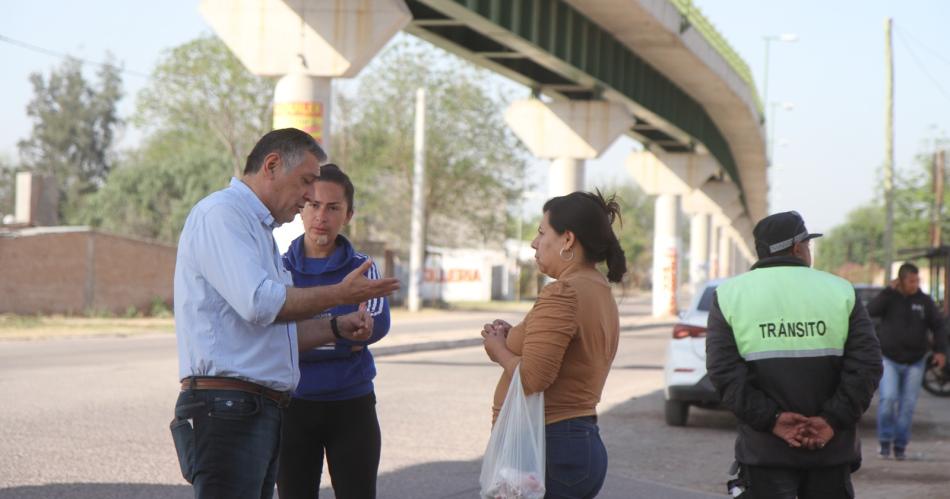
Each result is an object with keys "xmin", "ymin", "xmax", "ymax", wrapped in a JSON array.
[{"xmin": 545, "ymin": 189, "xmax": 629, "ymax": 283}]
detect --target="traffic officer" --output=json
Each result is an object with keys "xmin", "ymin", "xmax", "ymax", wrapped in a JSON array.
[{"xmin": 706, "ymin": 211, "xmax": 882, "ymax": 498}]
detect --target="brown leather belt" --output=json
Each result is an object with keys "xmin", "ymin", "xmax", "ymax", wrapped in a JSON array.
[{"xmin": 181, "ymin": 376, "xmax": 291, "ymax": 408}]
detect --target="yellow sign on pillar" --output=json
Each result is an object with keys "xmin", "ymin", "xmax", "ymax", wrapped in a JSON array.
[{"xmin": 274, "ymin": 101, "xmax": 324, "ymax": 143}]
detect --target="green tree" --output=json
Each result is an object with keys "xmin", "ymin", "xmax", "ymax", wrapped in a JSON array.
[
  {"xmin": 817, "ymin": 135, "xmax": 950, "ymax": 281},
  {"xmin": 78, "ymin": 130, "xmax": 232, "ymax": 242},
  {"xmin": 815, "ymin": 205, "xmax": 885, "ymax": 275},
  {"xmin": 134, "ymin": 36, "xmax": 275, "ymax": 177},
  {"xmin": 17, "ymin": 57, "xmax": 122, "ymax": 221},
  {"xmin": 0, "ymin": 154, "xmax": 16, "ymax": 220},
  {"xmin": 333, "ymin": 38, "xmax": 530, "ymax": 249},
  {"xmin": 590, "ymin": 183, "xmax": 654, "ymax": 286},
  {"xmin": 76, "ymin": 36, "xmax": 274, "ymax": 242}
]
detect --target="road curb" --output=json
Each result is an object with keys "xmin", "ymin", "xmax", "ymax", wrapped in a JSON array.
[{"xmin": 373, "ymin": 321, "xmax": 677, "ymax": 358}]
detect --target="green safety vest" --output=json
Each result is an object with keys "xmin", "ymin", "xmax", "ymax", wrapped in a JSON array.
[{"xmin": 717, "ymin": 266, "xmax": 854, "ymax": 361}]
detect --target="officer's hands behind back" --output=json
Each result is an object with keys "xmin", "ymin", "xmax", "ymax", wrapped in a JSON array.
[{"xmin": 772, "ymin": 412, "xmax": 834, "ymax": 450}]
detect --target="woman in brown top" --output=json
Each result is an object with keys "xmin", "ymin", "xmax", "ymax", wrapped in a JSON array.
[{"xmin": 482, "ymin": 190, "xmax": 626, "ymax": 499}]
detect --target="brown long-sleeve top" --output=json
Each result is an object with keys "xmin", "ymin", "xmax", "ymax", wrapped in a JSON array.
[{"xmin": 492, "ymin": 264, "xmax": 620, "ymax": 425}]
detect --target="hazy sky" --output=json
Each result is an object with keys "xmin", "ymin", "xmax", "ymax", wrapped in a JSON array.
[{"xmin": 3, "ymin": 1, "xmax": 949, "ymax": 232}]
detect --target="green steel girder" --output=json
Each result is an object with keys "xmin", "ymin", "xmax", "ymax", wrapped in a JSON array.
[{"xmin": 405, "ymin": 0, "xmax": 746, "ymax": 196}]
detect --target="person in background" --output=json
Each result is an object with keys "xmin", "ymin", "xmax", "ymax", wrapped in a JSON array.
[
  {"xmin": 867, "ymin": 262, "xmax": 948, "ymax": 460},
  {"xmin": 277, "ymin": 164, "xmax": 390, "ymax": 499},
  {"xmin": 482, "ymin": 190, "xmax": 627, "ymax": 499}
]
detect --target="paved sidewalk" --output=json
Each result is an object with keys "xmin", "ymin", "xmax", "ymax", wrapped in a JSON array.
[{"xmin": 374, "ymin": 295, "xmax": 673, "ymax": 357}]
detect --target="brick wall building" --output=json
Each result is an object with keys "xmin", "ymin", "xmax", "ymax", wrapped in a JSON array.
[{"xmin": 0, "ymin": 227, "xmax": 176, "ymax": 315}]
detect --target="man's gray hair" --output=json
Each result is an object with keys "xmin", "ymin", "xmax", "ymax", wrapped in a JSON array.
[{"xmin": 243, "ymin": 128, "xmax": 327, "ymax": 175}]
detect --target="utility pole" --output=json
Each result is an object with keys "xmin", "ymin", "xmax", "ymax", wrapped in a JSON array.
[
  {"xmin": 407, "ymin": 88, "xmax": 426, "ymax": 312},
  {"xmin": 883, "ymin": 17, "xmax": 895, "ymax": 283},
  {"xmin": 933, "ymin": 150, "xmax": 946, "ymax": 247}
]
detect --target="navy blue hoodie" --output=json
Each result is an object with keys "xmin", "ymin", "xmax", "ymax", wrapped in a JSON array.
[{"xmin": 282, "ymin": 234, "xmax": 390, "ymax": 401}]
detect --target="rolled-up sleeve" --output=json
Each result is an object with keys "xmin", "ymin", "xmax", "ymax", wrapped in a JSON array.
[
  {"xmin": 191, "ymin": 205, "xmax": 286, "ymax": 326},
  {"xmin": 519, "ymin": 281, "xmax": 578, "ymax": 395}
]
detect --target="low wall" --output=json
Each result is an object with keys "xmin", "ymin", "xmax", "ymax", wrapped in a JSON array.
[{"xmin": 0, "ymin": 228, "xmax": 176, "ymax": 315}]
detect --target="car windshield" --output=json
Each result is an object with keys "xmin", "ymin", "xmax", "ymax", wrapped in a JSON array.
[{"xmin": 696, "ymin": 285, "xmax": 718, "ymax": 312}]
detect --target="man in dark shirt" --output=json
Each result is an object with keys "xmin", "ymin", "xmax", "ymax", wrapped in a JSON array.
[{"xmin": 867, "ymin": 262, "xmax": 947, "ymax": 460}]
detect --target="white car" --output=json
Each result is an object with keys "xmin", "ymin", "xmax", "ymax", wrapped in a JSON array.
[{"xmin": 663, "ymin": 279, "xmax": 724, "ymax": 426}]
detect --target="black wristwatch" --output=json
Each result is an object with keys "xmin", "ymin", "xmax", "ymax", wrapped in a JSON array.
[{"xmin": 330, "ymin": 316, "xmax": 343, "ymax": 340}]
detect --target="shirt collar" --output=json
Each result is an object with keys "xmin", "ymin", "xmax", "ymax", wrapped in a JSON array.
[
  {"xmin": 750, "ymin": 255, "xmax": 808, "ymax": 270},
  {"xmin": 229, "ymin": 177, "xmax": 278, "ymax": 229}
]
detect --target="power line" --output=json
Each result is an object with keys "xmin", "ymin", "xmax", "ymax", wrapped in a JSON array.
[
  {"xmin": 893, "ymin": 28, "xmax": 950, "ymax": 105},
  {"xmin": 0, "ymin": 33, "xmax": 150, "ymax": 79},
  {"xmin": 0, "ymin": 32, "xmax": 248, "ymax": 104},
  {"xmin": 893, "ymin": 23, "xmax": 950, "ymax": 69}
]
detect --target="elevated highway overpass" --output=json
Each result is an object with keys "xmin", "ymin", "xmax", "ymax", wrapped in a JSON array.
[{"xmin": 201, "ymin": 0, "xmax": 768, "ymax": 316}]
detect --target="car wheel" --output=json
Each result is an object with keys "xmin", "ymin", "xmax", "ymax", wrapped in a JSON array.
[{"xmin": 665, "ymin": 399, "xmax": 689, "ymax": 426}]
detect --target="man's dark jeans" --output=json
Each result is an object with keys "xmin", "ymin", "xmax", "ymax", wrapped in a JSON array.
[
  {"xmin": 744, "ymin": 464, "xmax": 853, "ymax": 499},
  {"xmin": 172, "ymin": 388, "xmax": 282, "ymax": 499}
]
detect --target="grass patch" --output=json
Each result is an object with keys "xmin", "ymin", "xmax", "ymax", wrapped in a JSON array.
[
  {"xmin": 0, "ymin": 314, "xmax": 175, "ymax": 340},
  {"xmin": 0, "ymin": 314, "xmax": 43, "ymax": 329}
]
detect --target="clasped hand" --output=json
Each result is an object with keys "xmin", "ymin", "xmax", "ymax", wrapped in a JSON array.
[
  {"xmin": 481, "ymin": 319, "xmax": 512, "ymax": 364},
  {"xmin": 772, "ymin": 412, "xmax": 834, "ymax": 450},
  {"xmin": 335, "ymin": 303, "xmax": 374, "ymax": 343}
]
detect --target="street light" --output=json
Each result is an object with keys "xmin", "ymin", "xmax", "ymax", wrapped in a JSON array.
[
  {"xmin": 768, "ymin": 101, "xmax": 795, "ymax": 164},
  {"xmin": 761, "ymin": 33, "xmax": 798, "ymax": 126}
]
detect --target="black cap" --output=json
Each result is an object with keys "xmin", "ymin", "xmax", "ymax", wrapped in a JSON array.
[{"xmin": 753, "ymin": 211, "xmax": 822, "ymax": 258}]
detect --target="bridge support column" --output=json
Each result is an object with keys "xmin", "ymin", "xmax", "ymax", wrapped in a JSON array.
[
  {"xmin": 200, "ymin": 0, "xmax": 412, "ymax": 250},
  {"xmin": 505, "ymin": 99, "xmax": 633, "ymax": 197},
  {"xmin": 719, "ymin": 227, "xmax": 734, "ymax": 278},
  {"xmin": 628, "ymin": 150, "xmax": 719, "ymax": 316},
  {"xmin": 688, "ymin": 211, "xmax": 711, "ymax": 290},
  {"xmin": 709, "ymin": 224, "xmax": 721, "ymax": 279},
  {"xmin": 652, "ymin": 193, "xmax": 681, "ymax": 317},
  {"xmin": 549, "ymin": 158, "xmax": 585, "ymax": 196}
]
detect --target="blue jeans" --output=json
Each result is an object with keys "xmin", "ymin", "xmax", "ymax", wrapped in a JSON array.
[
  {"xmin": 171, "ymin": 388, "xmax": 282, "ymax": 499},
  {"xmin": 877, "ymin": 356, "xmax": 926, "ymax": 449},
  {"xmin": 545, "ymin": 416, "xmax": 607, "ymax": 499}
]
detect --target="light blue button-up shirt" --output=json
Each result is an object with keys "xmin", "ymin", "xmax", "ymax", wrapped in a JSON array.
[{"xmin": 174, "ymin": 178, "xmax": 299, "ymax": 392}]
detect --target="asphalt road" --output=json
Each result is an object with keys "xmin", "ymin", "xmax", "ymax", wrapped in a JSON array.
[{"xmin": 2, "ymin": 304, "xmax": 949, "ymax": 498}]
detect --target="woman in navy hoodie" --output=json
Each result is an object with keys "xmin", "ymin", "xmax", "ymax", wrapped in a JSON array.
[{"xmin": 276, "ymin": 164, "xmax": 390, "ymax": 499}]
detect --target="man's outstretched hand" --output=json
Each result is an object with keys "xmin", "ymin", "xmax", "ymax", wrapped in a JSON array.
[{"xmin": 338, "ymin": 259, "xmax": 400, "ymax": 305}]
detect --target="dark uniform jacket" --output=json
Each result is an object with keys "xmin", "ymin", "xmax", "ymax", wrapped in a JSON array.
[
  {"xmin": 706, "ymin": 256, "xmax": 883, "ymax": 468},
  {"xmin": 866, "ymin": 287, "xmax": 947, "ymax": 364}
]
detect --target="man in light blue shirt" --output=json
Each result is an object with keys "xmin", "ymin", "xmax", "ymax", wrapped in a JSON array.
[{"xmin": 170, "ymin": 128, "xmax": 400, "ymax": 499}]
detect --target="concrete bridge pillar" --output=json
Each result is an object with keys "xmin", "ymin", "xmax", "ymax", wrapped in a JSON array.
[
  {"xmin": 505, "ymin": 99, "xmax": 633, "ymax": 197},
  {"xmin": 200, "ymin": 0, "xmax": 412, "ymax": 250},
  {"xmin": 549, "ymin": 158, "xmax": 585, "ymax": 197},
  {"xmin": 652, "ymin": 193, "xmax": 681, "ymax": 318},
  {"xmin": 628, "ymin": 151, "xmax": 719, "ymax": 316},
  {"xmin": 718, "ymin": 226, "xmax": 734, "ymax": 278},
  {"xmin": 688, "ymin": 211, "xmax": 711, "ymax": 289},
  {"xmin": 709, "ymin": 224, "xmax": 722, "ymax": 279}
]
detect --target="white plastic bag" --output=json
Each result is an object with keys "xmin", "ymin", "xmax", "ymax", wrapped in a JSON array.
[{"xmin": 479, "ymin": 364, "xmax": 546, "ymax": 499}]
